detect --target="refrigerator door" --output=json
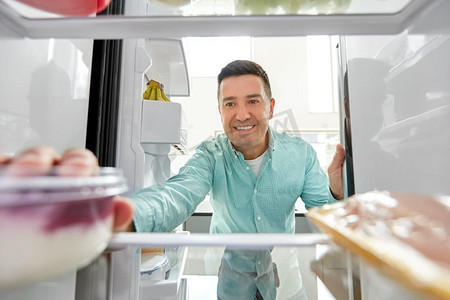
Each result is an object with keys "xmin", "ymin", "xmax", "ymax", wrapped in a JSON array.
[
  {"xmin": 0, "ymin": 34, "xmax": 93, "ymax": 300},
  {"xmin": 344, "ymin": 33, "xmax": 450, "ymax": 194},
  {"xmin": 0, "ymin": 37, "xmax": 93, "ymax": 155}
]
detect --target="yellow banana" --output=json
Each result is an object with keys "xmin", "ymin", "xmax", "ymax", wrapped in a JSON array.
[
  {"xmin": 150, "ymin": 89, "xmax": 155, "ymax": 100},
  {"xmin": 156, "ymin": 87, "xmax": 164, "ymax": 101},
  {"xmin": 144, "ymin": 79, "xmax": 171, "ymax": 102},
  {"xmin": 143, "ymin": 83, "xmax": 152, "ymax": 100},
  {"xmin": 149, "ymin": 79, "xmax": 159, "ymax": 88},
  {"xmin": 160, "ymin": 89, "xmax": 171, "ymax": 102},
  {"xmin": 150, "ymin": 86, "xmax": 158, "ymax": 100}
]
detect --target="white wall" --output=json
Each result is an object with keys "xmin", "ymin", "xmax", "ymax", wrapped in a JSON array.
[{"xmin": 170, "ymin": 36, "xmax": 340, "ymax": 173}]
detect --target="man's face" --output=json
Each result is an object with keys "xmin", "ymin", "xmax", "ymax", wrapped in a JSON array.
[{"xmin": 218, "ymin": 74, "xmax": 275, "ymax": 158}]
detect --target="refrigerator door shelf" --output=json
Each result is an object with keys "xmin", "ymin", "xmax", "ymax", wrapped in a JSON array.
[
  {"xmin": 140, "ymin": 100, "xmax": 187, "ymax": 154},
  {"xmin": 139, "ymin": 247, "xmax": 188, "ymax": 300}
]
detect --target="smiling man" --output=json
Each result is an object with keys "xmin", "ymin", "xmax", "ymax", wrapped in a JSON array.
[
  {"xmin": 219, "ymin": 72, "xmax": 274, "ymax": 160},
  {"xmin": 129, "ymin": 60, "xmax": 345, "ymax": 299},
  {"xmin": 132, "ymin": 60, "xmax": 344, "ymax": 235}
]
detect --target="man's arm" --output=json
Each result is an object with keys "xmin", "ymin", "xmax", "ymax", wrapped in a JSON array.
[{"xmin": 328, "ymin": 144, "xmax": 346, "ymax": 200}]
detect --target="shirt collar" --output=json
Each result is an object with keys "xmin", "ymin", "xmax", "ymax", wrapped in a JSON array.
[{"xmin": 267, "ymin": 127, "xmax": 275, "ymax": 155}]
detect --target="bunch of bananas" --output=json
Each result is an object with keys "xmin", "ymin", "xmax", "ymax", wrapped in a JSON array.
[{"xmin": 143, "ymin": 79, "xmax": 171, "ymax": 102}]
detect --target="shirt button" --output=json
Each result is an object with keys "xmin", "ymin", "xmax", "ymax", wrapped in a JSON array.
[
  {"xmin": 246, "ymin": 166, "xmax": 250, "ymax": 170},
  {"xmin": 257, "ymin": 261, "xmax": 261, "ymax": 265},
  {"xmin": 254, "ymin": 189, "xmax": 257, "ymax": 194},
  {"xmin": 257, "ymin": 216, "xmax": 261, "ymax": 221}
]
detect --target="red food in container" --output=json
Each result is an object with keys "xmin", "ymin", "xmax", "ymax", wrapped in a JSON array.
[
  {"xmin": 0, "ymin": 167, "xmax": 127, "ymax": 290},
  {"xmin": 16, "ymin": 0, "xmax": 112, "ymax": 16}
]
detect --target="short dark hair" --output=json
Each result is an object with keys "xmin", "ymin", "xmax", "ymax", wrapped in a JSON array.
[{"xmin": 217, "ymin": 60, "xmax": 272, "ymax": 100}]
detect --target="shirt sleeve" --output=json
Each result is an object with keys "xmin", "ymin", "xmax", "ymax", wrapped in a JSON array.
[
  {"xmin": 301, "ymin": 144, "xmax": 335, "ymax": 209},
  {"xmin": 328, "ymin": 188, "xmax": 339, "ymax": 204},
  {"xmin": 130, "ymin": 144, "xmax": 214, "ymax": 232}
]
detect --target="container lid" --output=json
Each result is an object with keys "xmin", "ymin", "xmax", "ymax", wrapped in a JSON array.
[
  {"xmin": 140, "ymin": 253, "xmax": 170, "ymax": 278},
  {"xmin": 0, "ymin": 167, "xmax": 128, "ymax": 207}
]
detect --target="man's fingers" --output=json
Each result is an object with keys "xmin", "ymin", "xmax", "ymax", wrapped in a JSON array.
[
  {"xmin": 7, "ymin": 146, "xmax": 61, "ymax": 176},
  {"xmin": 58, "ymin": 148, "xmax": 99, "ymax": 177},
  {"xmin": 328, "ymin": 144, "xmax": 345, "ymax": 174},
  {"xmin": 4, "ymin": 147, "xmax": 99, "ymax": 177},
  {"xmin": 328, "ymin": 144, "xmax": 346, "ymax": 200},
  {"xmin": 0, "ymin": 152, "xmax": 12, "ymax": 165},
  {"xmin": 112, "ymin": 196, "xmax": 135, "ymax": 232}
]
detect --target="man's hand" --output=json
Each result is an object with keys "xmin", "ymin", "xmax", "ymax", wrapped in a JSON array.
[
  {"xmin": 111, "ymin": 195, "xmax": 135, "ymax": 232},
  {"xmin": 5, "ymin": 146, "xmax": 99, "ymax": 176},
  {"xmin": 328, "ymin": 144, "xmax": 346, "ymax": 200},
  {"xmin": 1, "ymin": 146, "xmax": 134, "ymax": 232}
]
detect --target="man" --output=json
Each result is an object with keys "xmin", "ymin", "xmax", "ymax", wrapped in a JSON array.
[
  {"xmin": 2, "ymin": 60, "xmax": 345, "ymax": 299},
  {"xmin": 130, "ymin": 60, "xmax": 344, "ymax": 234},
  {"xmin": 128, "ymin": 60, "xmax": 345, "ymax": 299}
]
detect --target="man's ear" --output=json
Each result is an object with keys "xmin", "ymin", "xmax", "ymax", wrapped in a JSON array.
[{"xmin": 269, "ymin": 98, "xmax": 275, "ymax": 119}]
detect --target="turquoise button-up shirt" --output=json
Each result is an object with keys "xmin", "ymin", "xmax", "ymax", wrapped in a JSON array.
[{"xmin": 131, "ymin": 128, "xmax": 337, "ymax": 234}]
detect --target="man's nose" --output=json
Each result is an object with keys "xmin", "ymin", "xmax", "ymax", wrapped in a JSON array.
[{"xmin": 236, "ymin": 104, "xmax": 250, "ymax": 121}]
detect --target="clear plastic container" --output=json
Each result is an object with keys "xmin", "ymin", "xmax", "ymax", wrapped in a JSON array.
[
  {"xmin": 0, "ymin": 167, "xmax": 127, "ymax": 290},
  {"xmin": 308, "ymin": 191, "xmax": 450, "ymax": 300}
]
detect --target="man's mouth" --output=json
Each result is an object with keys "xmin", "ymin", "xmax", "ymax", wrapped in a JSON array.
[{"xmin": 235, "ymin": 125, "xmax": 254, "ymax": 131}]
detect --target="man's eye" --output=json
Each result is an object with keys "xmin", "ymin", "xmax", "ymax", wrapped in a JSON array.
[
  {"xmin": 224, "ymin": 102, "xmax": 234, "ymax": 107},
  {"xmin": 249, "ymin": 99, "xmax": 260, "ymax": 104}
]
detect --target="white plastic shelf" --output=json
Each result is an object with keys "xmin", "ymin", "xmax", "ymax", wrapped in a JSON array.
[{"xmin": 140, "ymin": 100, "xmax": 187, "ymax": 154}]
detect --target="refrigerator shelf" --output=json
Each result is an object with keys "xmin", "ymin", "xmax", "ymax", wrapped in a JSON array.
[
  {"xmin": 0, "ymin": 0, "xmax": 441, "ymax": 39},
  {"xmin": 108, "ymin": 232, "xmax": 330, "ymax": 249},
  {"xmin": 140, "ymin": 100, "xmax": 187, "ymax": 154}
]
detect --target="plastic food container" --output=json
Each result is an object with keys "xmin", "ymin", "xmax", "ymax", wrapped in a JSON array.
[
  {"xmin": 0, "ymin": 167, "xmax": 127, "ymax": 290},
  {"xmin": 141, "ymin": 253, "xmax": 171, "ymax": 281},
  {"xmin": 308, "ymin": 191, "xmax": 450, "ymax": 300}
]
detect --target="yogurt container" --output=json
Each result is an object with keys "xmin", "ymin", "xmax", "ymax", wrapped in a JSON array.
[{"xmin": 0, "ymin": 167, "xmax": 127, "ymax": 290}]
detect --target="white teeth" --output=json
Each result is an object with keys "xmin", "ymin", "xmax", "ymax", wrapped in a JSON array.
[{"xmin": 236, "ymin": 126, "xmax": 253, "ymax": 130}]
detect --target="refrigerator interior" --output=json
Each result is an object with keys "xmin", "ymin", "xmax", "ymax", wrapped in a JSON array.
[{"xmin": 0, "ymin": 0, "xmax": 450, "ymax": 299}]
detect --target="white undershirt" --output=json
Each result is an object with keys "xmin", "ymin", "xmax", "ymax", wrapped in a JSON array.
[{"xmin": 245, "ymin": 150, "xmax": 267, "ymax": 177}]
